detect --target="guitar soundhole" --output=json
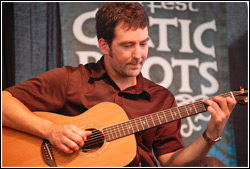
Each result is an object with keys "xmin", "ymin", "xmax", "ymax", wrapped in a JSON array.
[{"xmin": 80, "ymin": 128, "xmax": 104, "ymax": 153}]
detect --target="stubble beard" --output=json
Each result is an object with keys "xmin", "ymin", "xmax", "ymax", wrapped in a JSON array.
[{"xmin": 109, "ymin": 49, "xmax": 142, "ymax": 78}]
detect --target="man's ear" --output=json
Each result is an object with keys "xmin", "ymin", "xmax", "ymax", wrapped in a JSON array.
[{"xmin": 98, "ymin": 38, "xmax": 110, "ymax": 55}]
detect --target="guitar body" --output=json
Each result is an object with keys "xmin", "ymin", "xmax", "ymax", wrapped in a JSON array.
[{"xmin": 2, "ymin": 102, "xmax": 137, "ymax": 167}]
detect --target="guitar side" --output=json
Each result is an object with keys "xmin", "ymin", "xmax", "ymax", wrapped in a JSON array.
[{"xmin": 2, "ymin": 102, "xmax": 137, "ymax": 167}]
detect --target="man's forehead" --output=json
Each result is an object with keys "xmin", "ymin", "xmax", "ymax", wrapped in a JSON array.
[
  {"xmin": 114, "ymin": 22, "xmax": 149, "ymax": 40},
  {"xmin": 115, "ymin": 21, "xmax": 148, "ymax": 32}
]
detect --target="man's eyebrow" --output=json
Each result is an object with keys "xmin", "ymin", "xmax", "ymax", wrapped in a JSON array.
[
  {"xmin": 141, "ymin": 37, "xmax": 150, "ymax": 42},
  {"xmin": 120, "ymin": 37, "xmax": 150, "ymax": 44}
]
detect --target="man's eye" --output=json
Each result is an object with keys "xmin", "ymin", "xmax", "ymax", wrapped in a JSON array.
[
  {"xmin": 140, "ymin": 42, "xmax": 148, "ymax": 47},
  {"xmin": 123, "ymin": 44, "xmax": 132, "ymax": 48}
]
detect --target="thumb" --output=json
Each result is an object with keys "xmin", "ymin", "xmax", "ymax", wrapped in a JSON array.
[
  {"xmin": 84, "ymin": 130, "xmax": 92, "ymax": 136},
  {"xmin": 82, "ymin": 130, "xmax": 92, "ymax": 141}
]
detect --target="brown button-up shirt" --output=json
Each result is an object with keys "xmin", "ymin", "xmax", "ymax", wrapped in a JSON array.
[{"xmin": 6, "ymin": 56, "xmax": 184, "ymax": 166}]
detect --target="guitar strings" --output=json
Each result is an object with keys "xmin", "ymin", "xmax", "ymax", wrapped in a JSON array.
[
  {"xmin": 48, "ymin": 99, "xmax": 206, "ymax": 157},
  {"xmin": 45, "ymin": 103, "xmax": 215, "ymax": 156},
  {"xmin": 104, "ymin": 101, "xmax": 207, "ymax": 138},
  {"xmin": 45, "ymin": 91, "xmax": 241, "ymax": 156},
  {"xmin": 103, "ymin": 92, "xmax": 237, "ymax": 140},
  {"xmin": 51, "ymin": 91, "xmax": 244, "ymax": 157},
  {"xmin": 83, "ymin": 92, "xmax": 238, "ymax": 144}
]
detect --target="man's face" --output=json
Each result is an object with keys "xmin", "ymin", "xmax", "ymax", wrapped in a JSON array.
[{"xmin": 105, "ymin": 22, "xmax": 149, "ymax": 78}]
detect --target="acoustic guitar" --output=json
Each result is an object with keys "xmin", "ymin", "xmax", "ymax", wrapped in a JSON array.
[{"xmin": 2, "ymin": 88, "xmax": 248, "ymax": 167}]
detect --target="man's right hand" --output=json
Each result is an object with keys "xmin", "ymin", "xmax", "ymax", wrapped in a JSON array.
[{"xmin": 44, "ymin": 123, "xmax": 92, "ymax": 154}]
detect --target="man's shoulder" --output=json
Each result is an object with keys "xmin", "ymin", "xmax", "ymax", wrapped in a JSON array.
[
  {"xmin": 143, "ymin": 77, "xmax": 173, "ymax": 95},
  {"xmin": 58, "ymin": 64, "xmax": 89, "ymax": 74}
]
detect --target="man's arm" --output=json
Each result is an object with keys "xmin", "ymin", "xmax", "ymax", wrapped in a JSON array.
[
  {"xmin": 2, "ymin": 91, "xmax": 91, "ymax": 154},
  {"xmin": 158, "ymin": 96, "xmax": 237, "ymax": 166}
]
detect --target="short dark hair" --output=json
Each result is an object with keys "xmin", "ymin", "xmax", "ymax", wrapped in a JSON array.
[{"xmin": 95, "ymin": 2, "xmax": 149, "ymax": 46}]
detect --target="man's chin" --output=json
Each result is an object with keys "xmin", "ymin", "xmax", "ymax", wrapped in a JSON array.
[{"xmin": 126, "ymin": 70, "xmax": 141, "ymax": 77}]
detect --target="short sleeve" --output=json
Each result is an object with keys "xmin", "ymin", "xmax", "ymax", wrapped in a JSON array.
[{"xmin": 5, "ymin": 67, "xmax": 69, "ymax": 112}]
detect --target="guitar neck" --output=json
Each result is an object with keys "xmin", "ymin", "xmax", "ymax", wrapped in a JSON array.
[{"xmin": 103, "ymin": 91, "xmax": 242, "ymax": 142}]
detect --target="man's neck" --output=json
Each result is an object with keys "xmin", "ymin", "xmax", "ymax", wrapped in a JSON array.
[
  {"xmin": 113, "ymin": 76, "xmax": 137, "ymax": 91},
  {"xmin": 106, "ymin": 69, "xmax": 137, "ymax": 91},
  {"xmin": 104, "ymin": 57, "xmax": 137, "ymax": 91}
]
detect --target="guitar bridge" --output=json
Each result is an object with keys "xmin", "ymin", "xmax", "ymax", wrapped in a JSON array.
[{"xmin": 41, "ymin": 139, "xmax": 57, "ymax": 167}]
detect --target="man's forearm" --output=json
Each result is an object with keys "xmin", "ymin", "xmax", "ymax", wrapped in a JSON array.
[
  {"xmin": 2, "ymin": 91, "xmax": 54, "ymax": 139},
  {"xmin": 159, "ymin": 134, "xmax": 213, "ymax": 166}
]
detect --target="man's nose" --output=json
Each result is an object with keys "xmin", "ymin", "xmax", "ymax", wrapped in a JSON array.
[{"xmin": 132, "ymin": 45, "xmax": 142, "ymax": 59}]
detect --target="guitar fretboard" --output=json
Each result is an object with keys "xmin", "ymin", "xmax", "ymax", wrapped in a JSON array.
[{"xmin": 102, "ymin": 91, "xmax": 241, "ymax": 142}]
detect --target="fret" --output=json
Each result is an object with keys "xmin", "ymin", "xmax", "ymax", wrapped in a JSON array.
[
  {"xmin": 138, "ymin": 117, "xmax": 145, "ymax": 130},
  {"xmin": 187, "ymin": 104, "xmax": 194, "ymax": 115},
  {"xmin": 162, "ymin": 110, "xmax": 168, "ymax": 123},
  {"xmin": 177, "ymin": 107, "xmax": 182, "ymax": 118},
  {"xmin": 138, "ymin": 120, "xmax": 144, "ymax": 131},
  {"xmin": 169, "ymin": 109, "xmax": 174, "ymax": 120},
  {"xmin": 184, "ymin": 105, "xmax": 189, "ymax": 116},
  {"xmin": 126, "ymin": 121, "xmax": 134, "ymax": 134},
  {"xmin": 117, "ymin": 123, "xmax": 125, "ymax": 137},
  {"xmin": 132, "ymin": 118, "xmax": 140, "ymax": 132},
  {"xmin": 122, "ymin": 123, "xmax": 127, "ymax": 136},
  {"xmin": 137, "ymin": 117, "xmax": 145, "ymax": 131},
  {"xmin": 106, "ymin": 126, "xmax": 114, "ymax": 141},
  {"xmin": 192, "ymin": 103, "xmax": 198, "ymax": 114},
  {"xmin": 103, "ymin": 128, "xmax": 111, "ymax": 142},
  {"xmin": 195, "ymin": 101, "xmax": 207, "ymax": 113},
  {"xmin": 158, "ymin": 111, "xmax": 167, "ymax": 124},
  {"xmin": 173, "ymin": 108, "xmax": 178, "ymax": 118},
  {"xmin": 164, "ymin": 110, "xmax": 172, "ymax": 122},
  {"xmin": 111, "ymin": 125, "xmax": 118, "ymax": 140},
  {"xmin": 184, "ymin": 104, "xmax": 197, "ymax": 117},
  {"xmin": 156, "ymin": 112, "xmax": 163, "ymax": 124},
  {"xmin": 129, "ymin": 120, "xmax": 135, "ymax": 133},
  {"xmin": 116, "ymin": 124, "xmax": 122, "ymax": 138},
  {"xmin": 146, "ymin": 114, "xmax": 154, "ymax": 128},
  {"xmin": 151, "ymin": 113, "xmax": 159, "ymax": 126},
  {"xmin": 150, "ymin": 114, "xmax": 156, "ymax": 126},
  {"xmin": 115, "ymin": 125, "xmax": 121, "ymax": 139},
  {"xmin": 105, "ymin": 124, "xmax": 122, "ymax": 141},
  {"xmin": 170, "ymin": 108, "xmax": 181, "ymax": 120},
  {"xmin": 122, "ymin": 122, "xmax": 130, "ymax": 136},
  {"xmin": 140, "ymin": 116, "xmax": 150, "ymax": 129}
]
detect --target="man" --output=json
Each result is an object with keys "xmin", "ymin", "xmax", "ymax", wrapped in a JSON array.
[{"xmin": 3, "ymin": 2, "xmax": 236, "ymax": 167}]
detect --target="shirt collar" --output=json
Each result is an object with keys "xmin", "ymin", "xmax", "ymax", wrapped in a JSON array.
[
  {"xmin": 88, "ymin": 56, "xmax": 106, "ymax": 79},
  {"xmin": 120, "ymin": 73, "xmax": 151, "ymax": 100},
  {"xmin": 87, "ymin": 56, "xmax": 151, "ymax": 100}
]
